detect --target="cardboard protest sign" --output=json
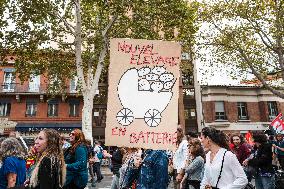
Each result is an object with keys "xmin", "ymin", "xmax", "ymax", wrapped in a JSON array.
[{"xmin": 105, "ymin": 38, "xmax": 180, "ymax": 150}]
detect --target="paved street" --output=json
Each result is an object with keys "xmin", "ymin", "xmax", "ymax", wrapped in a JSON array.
[
  {"xmin": 86, "ymin": 166, "xmax": 113, "ymax": 189},
  {"xmin": 85, "ymin": 166, "xmax": 175, "ymax": 189}
]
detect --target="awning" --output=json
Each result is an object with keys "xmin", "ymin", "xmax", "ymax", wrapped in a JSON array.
[{"xmin": 15, "ymin": 122, "xmax": 82, "ymax": 132}]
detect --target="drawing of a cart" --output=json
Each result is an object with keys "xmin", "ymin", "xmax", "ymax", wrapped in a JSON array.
[{"xmin": 116, "ymin": 66, "xmax": 175, "ymax": 127}]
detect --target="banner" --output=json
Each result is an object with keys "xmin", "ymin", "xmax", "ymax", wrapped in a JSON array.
[
  {"xmin": 105, "ymin": 38, "xmax": 181, "ymax": 150},
  {"xmin": 270, "ymin": 113, "xmax": 284, "ymax": 133}
]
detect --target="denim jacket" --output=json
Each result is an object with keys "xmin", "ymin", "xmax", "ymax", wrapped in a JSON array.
[{"xmin": 123, "ymin": 150, "xmax": 169, "ymax": 189}]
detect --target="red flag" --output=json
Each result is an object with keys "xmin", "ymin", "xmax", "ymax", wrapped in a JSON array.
[
  {"xmin": 270, "ymin": 113, "xmax": 284, "ymax": 133},
  {"xmin": 245, "ymin": 131, "xmax": 253, "ymax": 145}
]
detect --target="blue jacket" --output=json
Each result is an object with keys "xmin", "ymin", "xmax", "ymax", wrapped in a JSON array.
[
  {"xmin": 64, "ymin": 144, "xmax": 88, "ymax": 188},
  {"xmin": 124, "ymin": 150, "xmax": 169, "ymax": 189}
]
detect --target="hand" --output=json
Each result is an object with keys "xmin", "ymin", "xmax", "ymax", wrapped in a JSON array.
[
  {"xmin": 103, "ymin": 151, "xmax": 112, "ymax": 158},
  {"xmin": 272, "ymin": 144, "xmax": 276, "ymax": 148},
  {"xmin": 176, "ymin": 173, "xmax": 183, "ymax": 182},
  {"xmin": 24, "ymin": 179, "xmax": 30, "ymax": 187},
  {"xmin": 205, "ymin": 185, "xmax": 212, "ymax": 189},
  {"xmin": 242, "ymin": 159, "xmax": 248, "ymax": 166},
  {"xmin": 133, "ymin": 156, "xmax": 142, "ymax": 168}
]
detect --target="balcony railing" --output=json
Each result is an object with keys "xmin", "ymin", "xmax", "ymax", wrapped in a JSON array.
[
  {"xmin": 0, "ymin": 83, "xmax": 107, "ymax": 94},
  {"xmin": 1, "ymin": 83, "xmax": 46, "ymax": 93}
]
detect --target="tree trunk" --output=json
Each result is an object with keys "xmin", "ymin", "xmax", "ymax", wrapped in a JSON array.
[{"xmin": 82, "ymin": 93, "xmax": 94, "ymax": 143}]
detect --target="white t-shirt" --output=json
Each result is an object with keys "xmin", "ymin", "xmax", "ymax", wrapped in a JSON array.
[
  {"xmin": 200, "ymin": 148, "xmax": 248, "ymax": 189},
  {"xmin": 173, "ymin": 139, "xmax": 188, "ymax": 173}
]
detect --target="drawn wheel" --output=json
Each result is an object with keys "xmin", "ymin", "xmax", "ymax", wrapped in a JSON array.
[
  {"xmin": 144, "ymin": 109, "xmax": 161, "ymax": 127},
  {"xmin": 116, "ymin": 108, "xmax": 134, "ymax": 126}
]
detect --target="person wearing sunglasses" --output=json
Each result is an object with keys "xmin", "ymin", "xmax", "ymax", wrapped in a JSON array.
[{"xmin": 63, "ymin": 129, "xmax": 88, "ymax": 189}]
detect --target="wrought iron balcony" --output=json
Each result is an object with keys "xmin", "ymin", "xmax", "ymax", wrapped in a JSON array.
[{"xmin": 0, "ymin": 83, "xmax": 45, "ymax": 93}]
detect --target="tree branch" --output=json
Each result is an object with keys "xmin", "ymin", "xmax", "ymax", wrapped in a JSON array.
[
  {"xmin": 247, "ymin": 18, "xmax": 276, "ymax": 52},
  {"xmin": 238, "ymin": 47, "xmax": 284, "ymax": 98},
  {"xmin": 91, "ymin": 15, "xmax": 118, "ymax": 92},
  {"xmin": 45, "ymin": 0, "xmax": 75, "ymax": 35},
  {"xmin": 102, "ymin": 15, "xmax": 118, "ymax": 37},
  {"xmin": 74, "ymin": 0, "xmax": 86, "ymax": 91}
]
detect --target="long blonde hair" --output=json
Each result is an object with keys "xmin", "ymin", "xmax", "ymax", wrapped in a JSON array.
[{"xmin": 30, "ymin": 129, "xmax": 66, "ymax": 188}]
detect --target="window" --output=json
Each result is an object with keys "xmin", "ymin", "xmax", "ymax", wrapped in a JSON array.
[
  {"xmin": 237, "ymin": 102, "xmax": 248, "ymax": 120},
  {"xmin": 184, "ymin": 108, "xmax": 196, "ymax": 120},
  {"xmin": 3, "ymin": 71, "xmax": 15, "ymax": 92},
  {"xmin": 268, "ymin": 101, "xmax": 278, "ymax": 120},
  {"xmin": 69, "ymin": 100, "xmax": 79, "ymax": 117},
  {"xmin": 94, "ymin": 107, "xmax": 107, "ymax": 127},
  {"xmin": 47, "ymin": 100, "xmax": 58, "ymax": 117},
  {"xmin": 70, "ymin": 76, "xmax": 78, "ymax": 93},
  {"xmin": 215, "ymin": 101, "xmax": 226, "ymax": 120},
  {"xmin": 26, "ymin": 101, "xmax": 37, "ymax": 117},
  {"xmin": 0, "ymin": 102, "xmax": 11, "ymax": 116},
  {"xmin": 29, "ymin": 74, "xmax": 40, "ymax": 92},
  {"xmin": 184, "ymin": 109, "xmax": 189, "ymax": 120}
]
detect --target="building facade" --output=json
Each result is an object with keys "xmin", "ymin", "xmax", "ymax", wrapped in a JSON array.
[
  {"xmin": 200, "ymin": 85, "xmax": 284, "ymax": 133},
  {"xmin": 0, "ymin": 58, "xmax": 113, "ymax": 143}
]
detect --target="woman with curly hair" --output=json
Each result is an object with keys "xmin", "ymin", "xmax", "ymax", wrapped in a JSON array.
[
  {"xmin": 28, "ymin": 129, "xmax": 66, "ymax": 189},
  {"xmin": 230, "ymin": 133, "xmax": 251, "ymax": 164},
  {"xmin": 63, "ymin": 129, "xmax": 88, "ymax": 189},
  {"xmin": 0, "ymin": 137, "xmax": 26, "ymax": 189}
]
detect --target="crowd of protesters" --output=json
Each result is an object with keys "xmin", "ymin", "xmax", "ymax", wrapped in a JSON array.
[{"xmin": 0, "ymin": 127, "xmax": 284, "ymax": 189}]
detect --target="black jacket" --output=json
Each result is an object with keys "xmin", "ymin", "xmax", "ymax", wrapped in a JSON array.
[
  {"xmin": 111, "ymin": 149, "xmax": 123, "ymax": 176},
  {"xmin": 248, "ymin": 142, "xmax": 274, "ymax": 174},
  {"xmin": 31, "ymin": 156, "xmax": 62, "ymax": 189}
]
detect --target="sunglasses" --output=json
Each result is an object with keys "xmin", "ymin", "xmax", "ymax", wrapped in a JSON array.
[{"xmin": 69, "ymin": 133, "xmax": 75, "ymax": 136}]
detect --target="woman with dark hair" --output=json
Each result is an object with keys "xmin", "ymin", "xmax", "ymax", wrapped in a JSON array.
[
  {"xmin": 182, "ymin": 138, "xmax": 205, "ymax": 189},
  {"xmin": 63, "ymin": 129, "xmax": 88, "ymax": 189},
  {"xmin": 0, "ymin": 137, "xmax": 26, "ymax": 189},
  {"xmin": 230, "ymin": 133, "xmax": 251, "ymax": 164},
  {"xmin": 200, "ymin": 127, "xmax": 247, "ymax": 189},
  {"xmin": 244, "ymin": 133, "xmax": 275, "ymax": 189},
  {"xmin": 28, "ymin": 129, "xmax": 66, "ymax": 189}
]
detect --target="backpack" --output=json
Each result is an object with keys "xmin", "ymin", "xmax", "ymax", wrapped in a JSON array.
[{"xmin": 96, "ymin": 146, "xmax": 104, "ymax": 159}]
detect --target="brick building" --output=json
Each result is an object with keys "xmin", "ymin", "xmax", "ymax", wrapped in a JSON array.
[
  {"xmin": 0, "ymin": 58, "xmax": 108, "ymax": 142},
  {"xmin": 200, "ymin": 85, "xmax": 284, "ymax": 133}
]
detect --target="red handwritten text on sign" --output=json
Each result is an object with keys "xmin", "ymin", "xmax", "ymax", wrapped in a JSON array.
[
  {"xmin": 111, "ymin": 127, "xmax": 177, "ymax": 145},
  {"xmin": 118, "ymin": 41, "xmax": 179, "ymax": 67}
]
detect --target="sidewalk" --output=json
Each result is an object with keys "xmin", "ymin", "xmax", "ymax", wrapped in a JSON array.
[{"xmin": 101, "ymin": 166, "xmax": 113, "ymax": 176}]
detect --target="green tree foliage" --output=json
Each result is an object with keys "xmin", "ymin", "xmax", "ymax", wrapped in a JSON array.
[
  {"xmin": 1, "ymin": 0, "xmax": 198, "ymax": 93},
  {"xmin": 199, "ymin": 0, "xmax": 284, "ymax": 98},
  {"xmin": 0, "ymin": 0, "xmax": 198, "ymax": 139}
]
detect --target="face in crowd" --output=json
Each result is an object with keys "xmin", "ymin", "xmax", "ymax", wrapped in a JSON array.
[
  {"xmin": 276, "ymin": 134, "xmax": 283, "ymax": 142},
  {"xmin": 34, "ymin": 131, "xmax": 48, "ymax": 154},
  {"xmin": 69, "ymin": 131, "xmax": 76, "ymax": 143},
  {"xmin": 200, "ymin": 132, "xmax": 210, "ymax": 151},
  {"xmin": 232, "ymin": 136, "xmax": 241, "ymax": 147}
]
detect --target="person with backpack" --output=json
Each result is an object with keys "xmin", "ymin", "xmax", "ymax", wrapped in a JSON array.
[{"xmin": 90, "ymin": 140, "xmax": 104, "ymax": 183}]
